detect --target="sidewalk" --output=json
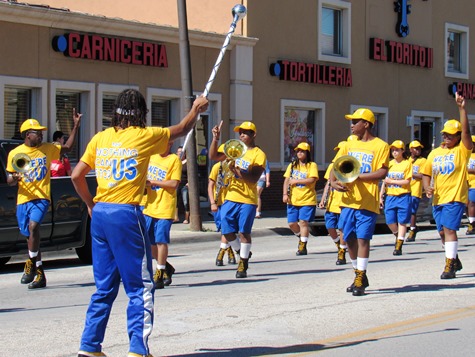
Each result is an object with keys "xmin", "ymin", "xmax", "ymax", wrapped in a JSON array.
[{"xmin": 170, "ymin": 209, "xmax": 291, "ymax": 243}]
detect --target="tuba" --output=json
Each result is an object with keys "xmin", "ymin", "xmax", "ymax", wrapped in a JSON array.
[
  {"xmin": 221, "ymin": 139, "xmax": 247, "ymax": 178},
  {"xmin": 12, "ymin": 153, "xmax": 32, "ymax": 173},
  {"xmin": 333, "ymin": 155, "xmax": 361, "ymax": 184}
]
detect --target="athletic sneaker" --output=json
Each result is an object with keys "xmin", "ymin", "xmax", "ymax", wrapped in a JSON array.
[
  {"xmin": 154, "ymin": 269, "xmax": 165, "ymax": 289},
  {"xmin": 296, "ymin": 241, "xmax": 307, "ymax": 256},
  {"xmin": 215, "ymin": 248, "xmax": 226, "ymax": 266},
  {"xmin": 78, "ymin": 351, "xmax": 107, "ymax": 357},
  {"xmin": 393, "ymin": 239, "xmax": 403, "ymax": 256},
  {"xmin": 163, "ymin": 261, "xmax": 175, "ymax": 286},
  {"xmin": 406, "ymin": 228, "xmax": 418, "ymax": 242},
  {"xmin": 236, "ymin": 258, "xmax": 248, "ymax": 278},
  {"xmin": 352, "ymin": 269, "xmax": 368, "ymax": 296},
  {"xmin": 440, "ymin": 258, "xmax": 456, "ymax": 279},
  {"xmin": 227, "ymin": 247, "xmax": 237, "ymax": 264},
  {"xmin": 336, "ymin": 248, "xmax": 346, "ymax": 265}
]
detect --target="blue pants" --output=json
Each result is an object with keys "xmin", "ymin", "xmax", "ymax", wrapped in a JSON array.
[{"xmin": 79, "ymin": 202, "xmax": 154, "ymax": 356}]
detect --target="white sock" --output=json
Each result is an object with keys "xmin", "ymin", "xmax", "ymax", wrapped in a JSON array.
[
  {"xmin": 36, "ymin": 261, "xmax": 42, "ymax": 268},
  {"xmin": 220, "ymin": 242, "xmax": 230, "ymax": 249},
  {"xmin": 152, "ymin": 259, "xmax": 158, "ymax": 272},
  {"xmin": 157, "ymin": 264, "xmax": 166, "ymax": 270},
  {"xmin": 356, "ymin": 257, "xmax": 369, "ymax": 271},
  {"xmin": 444, "ymin": 241, "xmax": 458, "ymax": 259},
  {"xmin": 469, "ymin": 217, "xmax": 475, "ymax": 223},
  {"xmin": 240, "ymin": 243, "xmax": 252, "ymax": 259},
  {"xmin": 340, "ymin": 244, "xmax": 347, "ymax": 250},
  {"xmin": 29, "ymin": 251, "xmax": 38, "ymax": 259},
  {"xmin": 300, "ymin": 236, "xmax": 308, "ymax": 243},
  {"xmin": 256, "ymin": 211, "xmax": 261, "ymax": 217},
  {"xmin": 398, "ymin": 236, "xmax": 405, "ymax": 241},
  {"xmin": 351, "ymin": 259, "xmax": 357, "ymax": 269},
  {"xmin": 228, "ymin": 239, "xmax": 241, "ymax": 252}
]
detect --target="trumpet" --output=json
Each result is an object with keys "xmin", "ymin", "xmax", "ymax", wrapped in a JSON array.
[
  {"xmin": 333, "ymin": 155, "xmax": 361, "ymax": 184},
  {"xmin": 12, "ymin": 153, "xmax": 32, "ymax": 173},
  {"xmin": 221, "ymin": 139, "xmax": 247, "ymax": 178}
]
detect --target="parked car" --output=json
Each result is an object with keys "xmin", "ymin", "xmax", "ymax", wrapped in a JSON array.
[
  {"xmin": 0, "ymin": 139, "xmax": 97, "ymax": 268},
  {"xmin": 309, "ymin": 188, "xmax": 434, "ymax": 236}
]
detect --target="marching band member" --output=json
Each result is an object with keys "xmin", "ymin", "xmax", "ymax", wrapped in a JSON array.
[
  {"xmin": 466, "ymin": 135, "xmax": 475, "ymax": 235},
  {"xmin": 421, "ymin": 93, "xmax": 472, "ymax": 279},
  {"xmin": 379, "ymin": 140, "xmax": 412, "ymax": 255}
]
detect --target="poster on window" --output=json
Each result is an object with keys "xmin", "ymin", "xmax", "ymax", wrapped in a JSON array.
[{"xmin": 283, "ymin": 108, "xmax": 315, "ymax": 163}]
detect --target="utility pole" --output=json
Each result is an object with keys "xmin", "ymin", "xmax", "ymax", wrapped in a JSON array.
[{"xmin": 177, "ymin": 0, "xmax": 202, "ymax": 231}]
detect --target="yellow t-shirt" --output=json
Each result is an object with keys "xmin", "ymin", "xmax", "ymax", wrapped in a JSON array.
[
  {"xmin": 209, "ymin": 162, "xmax": 227, "ymax": 206},
  {"xmin": 284, "ymin": 161, "xmax": 319, "ymax": 206},
  {"xmin": 409, "ymin": 156, "xmax": 427, "ymax": 198},
  {"xmin": 7, "ymin": 143, "xmax": 60, "ymax": 204},
  {"xmin": 420, "ymin": 143, "xmax": 471, "ymax": 205},
  {"xmin": 81, "ymin": 126, "xmax": 170, "ymax": 204},
  {"xmin": 324, "ymin": 163, "xmax": 342, "ymax": 214},
  {"xmin": 225, "ymin": 146, "xmax": 267, "ymax": 205},
  {"xmin": 385, "ymin": 159, "xmax": 412, "ymax": 196},
  {"xmin": 467, "ymin": 153, "xmax": 475, "ymax": 189},
  {"xmin": 143, "ymin": 153, "xmax": 181, "ymax": 219},
  {"xmin": 334, "ymin": 137, "xmax": 390, "ymax": 214}
]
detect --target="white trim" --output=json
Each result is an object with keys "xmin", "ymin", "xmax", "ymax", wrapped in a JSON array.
[
  {"xmin": 280, "ymin": 99, "xmax": 325, "ymax": 169},
  {"xmin": 318, "ymin": 0, "xmax": 352, "ymax": 65},
  {"xmin": 0, "ymin": 75, "xmax": 47, "ymax": 139},
  {"xmin": 444, "ymin": 22, "xmax": 469, "ymax": 80},
  {"xmin": 49, "ymin": 80, "xmax": 95, "ymax": 154}
]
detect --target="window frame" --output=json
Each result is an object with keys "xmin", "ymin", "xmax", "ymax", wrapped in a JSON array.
[
  {"xmin": 318, "ymin": 0, "xmax": 351, "ymax": 65},
  {"xmin": 445, "ymin": 23, "xmax": 469, "ymax": 80}
]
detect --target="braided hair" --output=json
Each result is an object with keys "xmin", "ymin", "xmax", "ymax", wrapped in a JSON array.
[{"xmin": 112, "ymin": 89, "xmax": 148, "ymax": 129}]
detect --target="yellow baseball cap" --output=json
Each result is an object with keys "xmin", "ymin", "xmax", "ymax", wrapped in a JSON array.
[
  {"xmin": 345, "ymin": 108, "xmax": 376, "ymax": 125},
  {"xmin": 441, "ymin": 119, "xmax": 462, "ymax": 135},
  {"xmin": 333, "ymin": 141, "xmax": 346, "ymax": 151},
  {"xmin": 218, "ymin": 143, "xmax": 225, "ymax": 153},
  {"xmin": 390, "ymin": 140, "xmax": 405, "ymax": 150},
  {"xmin": 409, "ymin": 140, "xmax": 424, "ymax": 149},
  {"xmin": 20, "ymin": 119, "xmax": 47, "ymax": 133},
  {"xmin": 233, "ymin": 121, "xmax": 256, "ymax": 133},
  {"xmin": 294, "ymin": 142, "xmax": 311, "ymax": 151}
]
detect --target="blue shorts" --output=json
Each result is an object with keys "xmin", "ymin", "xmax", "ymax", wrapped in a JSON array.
[
  {"xmin": 410, "ymin": 196, "xmax": 421, "ymax": 215},
  {"xmin": 287, "ymin": 205, "xmax": 316, "ymax": 223},
  {"xmin": 324, "ymin": 211, "xmax": 340, "ymax": 229},
  {"xmin": 469, "ymin": 188, "xmax": 475, "ymax": 203},
  {"xmin": 220, "ymin": 200, "xmax": 256, "ymax": 235},
  {"xmin": 432, "ymin": 202, "xmax": 466, "ymax": 232},
  {"xmin": 257, "ymin": 180, "xmax": 266, "ymax": 188},
  {"xmin": 213, "ymin": 206, "xmax": 222, "ymax": 232},
  {"xmin": 144, "ymin": 215, "xmax": 172, "ymax": 244},
  {"xmin": 16, "ymin": 199, "xmax": 50, "ymax": 237},
  {"xmin": 384, "ymin": 194, "xmax": 411, "ymax": 225},
  {"xmin": 338, "ymin": 207, "xmax": 377, "ymax": 241}
]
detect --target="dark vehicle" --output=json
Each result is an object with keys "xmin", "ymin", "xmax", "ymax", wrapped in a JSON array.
[
  {"xmin": 309, "ymin": 188, "xmax": 434, "ymax": 236},
  {"xmin": 0, "ymin": 139, "xmax": 96, "ymax": 267}
]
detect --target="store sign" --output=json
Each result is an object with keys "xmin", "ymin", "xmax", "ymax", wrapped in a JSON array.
[
  {"xmin": 269, "ymin": 60, "xmax": 352, "ymax": 87},
  {"xmin": 52, "ymin": 32, "xmax": 168, "ymax": 67},
  {"xmin": 448, "ymin": 82, "xmax": 475, "ymax": 100},
  {"xmin": 369, "ymin": 38, "xmax": 433, "ymax": 69}
]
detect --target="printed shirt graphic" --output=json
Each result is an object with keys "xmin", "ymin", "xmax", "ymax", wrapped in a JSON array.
[
  {"xmin": 209, "ymin": 162, "xmax": 227, "ymax": 206},
  {"xmin": 81, "ymin": 126, "xmax": 170, "ymax": 204},
  {"xmin": 143, "ymin": 153, "xmax": 182, "ymax": 219},
  {"xmin": 324, "ymin": 163, "xmax": 342, "ymax": 214},
  {"xmin": 409, "ymin": 156, "xmax": 427, "ymax": 198},
  {"xmin": 334, "ymin": 137, "xmax": 390, "ymax": 214},
  {"xmin": 385, "ymin": 159, "xmax": 412, "ymax": 196},
  {"xmin": 225, "ymin": 146, "xmax": 267, "ymax": 205},
  {"xmin": 420, "ymin": 144, "xmax": 471, "ymax": 205},
  {"xmin": 467, "ymin": 153, "xmax": 475, "ymax": 189},
  {"xmin": 284, "ymin": 162, "xmax": 319, "ymax": 206},
  {"xmin": 7, "ymin": 143, "xmax": 60, "ymax": 204}
]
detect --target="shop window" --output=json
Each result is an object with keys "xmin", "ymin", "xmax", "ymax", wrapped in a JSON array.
[
  {"xmin": 151, "ymin": 99, "xmax": 171, "ymax": 127},
  {"xmin": 445, "ymin": 23, "xmax": 469, "ymax": 79},
  {"xmin": 318, "ymin": 0, "xmax": 351, "ymax": 65},
  {"xmin": 55, "ymin": 92, "xmax": 81, "ymax": 161},
  {"xmin": 102, "ymin": 94, "xmax": 118, "ymax": 131},
  {"xmin": 4, "ymin": 87, "xmax": 31, "ymax": 140}
]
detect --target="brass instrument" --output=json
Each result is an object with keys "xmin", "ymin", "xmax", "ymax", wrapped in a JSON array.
[
  {"xmin": 222, "ymin": 139, "xmax": 247, "ymax": 178},
  {"xmin": 11, "ymin": 153, "xmax": 32, "ymax": 173},
  {"xmin": 333, "ymin": 155, "xmax": 361, "ymax": 184}
]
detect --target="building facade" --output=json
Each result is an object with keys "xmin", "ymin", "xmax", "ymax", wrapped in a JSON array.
[{"xmin": 2, "ymin": 0, "xmax": 475, "ymax": 210}]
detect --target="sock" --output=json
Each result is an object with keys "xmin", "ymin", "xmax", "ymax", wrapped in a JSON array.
[
  {"xmin": 36, "ymin": 261, "xmax": 42, "ymax": 268},
  {"xmin": 240, "ymin": 243, "xmax": 251, "ymax": 259},
  {"xmin": 445, "ymin": 241, "xmax": 458, "ymax": 259},
  {"xmin": 157, "ymin": 264, "xmax": 166, "ymax": 270},
  {"xmin": 356, "ymin": 257, "xmax": 369, "ymax": 271},
  {"xmin": 398, "ymin": 236, "xmax": 405, "ymax": 241},
  {"xmin": 469, "ymin": 217, "xmax": 475, "ymax": 224},
  {"xmin": 228, "ymin": 239, "xmax": 241, "ymax": 252},
  {"xmin": 220, "ymin": 242, "xmax": 230, "ymax": 249},
  {"xmin": 152, "ymin": 259, "xmax": 158, "ymax": 272},
  {"xmin": 29, "ymin": 251, "xmax": 38, "ymax": 259},
  {"xmin": 351, "ymin": 259, "xmax": 357, "ymax": 269},
  {"xmin": 340, "ymin": 244, "xmax": 347, "ymax": 250},
  {"xmin": 300, "ymin": 236, "xmax": 308, "ymax": 243},
  {"xmin": 410, "ymin": 226, "xmax": 416, "ymax": 230},
  {"xmin": 332, "ymin": 237, "xmax": 339, "ymax": 244},
  {"xmin": 256, "ymin": 211, "xmax": 261, "ymax": 217}
]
